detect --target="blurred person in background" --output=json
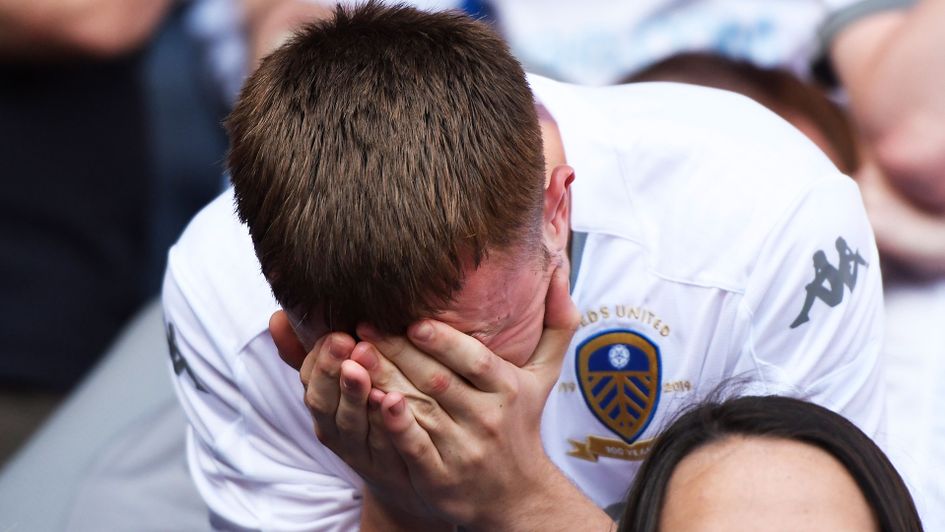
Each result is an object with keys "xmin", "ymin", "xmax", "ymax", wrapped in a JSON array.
[
  {"xmin": 496, "ymin": 2, "xmax": 945, "ymax": 524},
  {"xmin": 0, "ymin": 0, "xmax": 302, "ymax": 461},
  {"xmin": 483, "ymin": 0, "xmax": 945, "ymax": 250},
  {"xmin": 626, "ymin": 50, "xmax": 944, "ymax": 529},
  {"xmin": 0, "ymin": 0, "xmax": 172, "ymax": 459},
  {"xmin": 0, "ymin": 0, "xmax": 476, "ymax": 464},
  {"xmin": 0, "ymin": 0, "xmax": 323, "ymax": 393}
]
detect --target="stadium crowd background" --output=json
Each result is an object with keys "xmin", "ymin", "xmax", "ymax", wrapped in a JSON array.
[{"xmin": 1, "ymin": 0, "xmax": 942, "ymax": 529}]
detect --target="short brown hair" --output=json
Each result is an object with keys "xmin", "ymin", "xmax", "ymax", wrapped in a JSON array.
[{"xmin": 227, "ymin": 2, "xmax": 545, "ymax": 333}]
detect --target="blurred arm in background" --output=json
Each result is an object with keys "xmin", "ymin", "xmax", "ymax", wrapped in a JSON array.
[
  {"xmin": 628, "ymin": 50, "xmax": 945, "ymax": 278},
  {"xmin": 857, "ymin": 156, "xmax": 945, "ymax": 278},
  {"xmin": 242, "ymin": 0, "xmax": 334, "ymax": 69},
  {"xmin": 0, "ymin": 0, "xmax": 172, "ymax": 57},
  {"xmin": 829, "ymin": 0, "xmax": 945, "ymax": 214}
]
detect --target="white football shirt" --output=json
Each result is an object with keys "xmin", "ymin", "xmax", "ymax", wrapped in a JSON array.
[
  {"xmin": 529, "ymin": 75, "xmax": 883, "ymax": 510},
  {"xmin": 163, "ymin": 75, "xmax": 884, "ymax": 529}
]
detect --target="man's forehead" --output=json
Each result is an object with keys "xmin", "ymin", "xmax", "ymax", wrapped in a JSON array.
[
  {"xmin": 437, "ymin": 252, "xmax": 543, "ymax": 328},
  {"xmin": 286, "ymin": 246, "xmax": 540, "ymax": 339}
]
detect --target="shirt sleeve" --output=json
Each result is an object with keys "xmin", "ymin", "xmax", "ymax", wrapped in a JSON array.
[
  {"xmin": 737, "ymin": 175, "xmax": 885, "ymax": 439},
  {"xmin": 162, "ymin": 251, "xmax": 364, "ymax": 532}
]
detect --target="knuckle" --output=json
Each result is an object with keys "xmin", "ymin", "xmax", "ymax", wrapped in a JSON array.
[
  {"xmin": 411, "ymin": 396, "xmax": 442, "ymax": 427},
  {"xmin": 335, "ymin": 411, "xmax": 358, "ymax": 435},
  {"xmin": 503, "ymin": 378, "xmax": 524, "ymax": 405},
  {"xmin": 315, "ymin": 356, "xmax": 340, "ymax": 380},
  {"xmin": 466, "ymin": 447, "xmax": 488, "ymax": 470},
  {"xmin": 305, "ymin": 386, "xmax": 334, "ymax": 416},
  {"xmin": 503, "ymin": 381, "xmax": 520, "ymax": 402},
  {"xmin": 368, "ymin": 433, "xmax": 388, "ymax": 455},
  {"xmin": 469, "ymin": 352, "xmax": 496, "ymax": 380},
  {"xmin": 403, "ymin": 438, "xmax": 432, "ymax": 462},
  {"xmin": 315, "ymin": 361, "xmax": 341, "ymax": 385},
  {"xmin": 478, "ymin": 409, "xmax": 502, "ymax": 438},
  {"xmin": 304, "ymin": 387, "xmax": 321, "ymax": 412},
  {"xmin": 335, "ymin": 419, "xmax": 353, "ymax": 435},
  {"xmin": 424, "ymin": 371, "xmax": 453, "ymax": 396}
]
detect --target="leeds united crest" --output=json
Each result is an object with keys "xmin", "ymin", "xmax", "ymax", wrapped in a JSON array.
[{"xmin": 576, "ymin": 329, "xmax": 661, "ymax": 444}]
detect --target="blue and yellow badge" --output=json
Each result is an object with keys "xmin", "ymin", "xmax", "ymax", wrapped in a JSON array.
[{"xmin": 575, "ymin": 329, "xmax": 661, "ymax": 444}]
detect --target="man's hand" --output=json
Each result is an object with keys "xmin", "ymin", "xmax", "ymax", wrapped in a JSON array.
[
  {"xmin": 271, "ymin": 267, "xmax": 613, "ymax": 530},
  {"xmin": 245, "ymin": 0, "xmax": 334, "ymax": 70},
  {"xmin": 356, "ymin": 267, "xmax": 610, "ymax": 530},
  {"xmin": 268, "ymin": 313, "xmax": 441, "ymax": 525},
  {"xmin": 0, "ymin": 0, "xmax": 171, "ymax": 57}
]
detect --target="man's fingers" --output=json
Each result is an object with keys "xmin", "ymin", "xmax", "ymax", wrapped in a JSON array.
[
  {"xmin": 335, "ymin": 358, "xmax": 371, "ymax": 442},
  {"xmin": 350, "ymin": 340, "xmax": 428, "ymax": 397},
  {"xmin": 305, "ymin": 333, "xmax": 356, "ymax": 442},
  {"xmin": 358, "ymin": 324, "xmax": 483, "ymax": 399},
  {"xmin": 270, "ymin": 310, "xmax": 308, "ymax": 371},
  {"xmin": 349, "ymin": 340, "xmax": 384, "ymax": 385},
  {"xmin": 366, "ymin": 388, "xmax": 405, "ymax": 474},
  {"xmin": 402, "ymin": 320, "xmax": 509, "ymax": 394},
  {"xmin": 381, "ymin": 393, "xmax": 444, "ymax": 479},
  {"xmin": 356, "ymin": 324, "xmax": 414, "ymax": 369},
  {"xmin": 524, "ymin": 266, "xmax": 580, "ymax": 386},
  {"xmin": 544, "ymin": 264, "xmax": 580, "ymax": 331},
  {"xmin": 369, "ymin": 388, "xmax": 386, "ymax": 408},
  {"xmin": 351, "ymin": 340, "xmax": 467, "ymax": 434},
  {"xmin": 299, "ymin": 335, "xmax": 325, "ymax": 388}
]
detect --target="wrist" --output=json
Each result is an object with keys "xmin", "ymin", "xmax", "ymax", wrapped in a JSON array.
[
  {"xmin": 466, "ymin": 458, "xmax": 609, "ymax": 532},
  {"xmin": 361, "ymin": 487, "xmax": 454, "ymax": 532}
]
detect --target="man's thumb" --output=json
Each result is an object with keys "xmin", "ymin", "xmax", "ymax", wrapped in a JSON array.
[{"xmin": 526, "ymin": 266, "xmax": 580, "ymax": 384}]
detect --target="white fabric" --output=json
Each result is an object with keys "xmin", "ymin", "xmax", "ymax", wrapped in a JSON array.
[
  {"xmin": 188, "ymin": 0, "xmax": 873, "ymax": 101},
  {"xmin": 163, "ymin": 75, "xmax": 885, "ymax": 528},
  {"xmin": 490, "ymin": 0, "xmax": 863, "ymax": 84},
  {"xmin": 882, "ymin": 278, "xmax": 945, "ymax": 530},
  {"xmin": 819, "ymin": 0, "xmax": 871, "ymax": 10},
  {"xmin": 164, "ymin": 199, "xmax": 364, "ymax": 532},
  {"xmin": 531, "ymin": 75, "xmax": 883, "ymax": 508}
]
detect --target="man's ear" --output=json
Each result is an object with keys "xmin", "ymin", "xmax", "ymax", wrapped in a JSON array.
[
  {"xmin": 543, "ymin": 164, "xmax": 574, "ymax": 253},
  {"xmin": 269, "ymin": 310, "xmax": 308, "ymax": 370}
]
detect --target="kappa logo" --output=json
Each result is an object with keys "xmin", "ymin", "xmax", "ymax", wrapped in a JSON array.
[
  {"xmin": 166, "ymin": 322, "xmax": 207, "ymax": 393},
  {"xmin": 791, "ymin": 236, "xmax": 868, "ymax": 329},
  {"xmin": 575, "ymin": 329, "xmax": 661, "ymax": 444}
]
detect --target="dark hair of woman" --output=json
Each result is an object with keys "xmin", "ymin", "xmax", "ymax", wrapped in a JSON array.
[{"xmin": 619, "ymin": 395, "xmax": 922, "ymax": 532}]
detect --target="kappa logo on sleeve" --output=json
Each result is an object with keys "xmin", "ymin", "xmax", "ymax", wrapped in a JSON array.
[
  {"xmin": 790, "ymin": 236, "xmax": 868, "ymax": 329},
  {"xmin": 166, "ymin": 322, "xmax": 208, "ymax": 393}
]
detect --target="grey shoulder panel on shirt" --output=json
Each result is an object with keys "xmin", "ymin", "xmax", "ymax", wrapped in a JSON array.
[{"xmin": 569, "ymin": 230, "xmax": 588, "ymax": 293}]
